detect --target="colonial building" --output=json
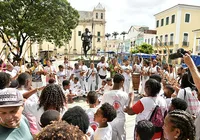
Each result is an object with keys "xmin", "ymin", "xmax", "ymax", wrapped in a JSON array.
[
  {"xmin": 193, "ymin": 29, "xmax": 200, "ymax": 54},
  {"xmin": 154, "ymin": 4, "xmax": 200, "ymax": 56},
  {"xmin": 40, "ymin": 3, "xmax": 106, "ymax": 56}
]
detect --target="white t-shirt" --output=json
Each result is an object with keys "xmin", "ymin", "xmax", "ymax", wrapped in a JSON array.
[
  {"xmin": 86, "ymin": 108, "xmax": 98, "ymax": 123},
  {"xmin": 94, "ymin": 123, "xmax": 112, "ymax": 140},
  {"xmin": 97, "ymin": 62, "xmax": 109, "ymax": 76},
  {"xmin": 57, "ymin": 71, "xmax": 66, "ymax": 83},
  {"xmin": 169, "ymin": 72, "xmax": 176, "ymax": 80},
  {"xmin": 134, "ymin": 64, "xmax": 141, "ymax": 73},
  {"xmin": 18, "ymin": 89, "xmax": 38, "ymax": 103},
  {"xmin": 79, "ymin": 65, "xmax": 88, "ymax": 77},
  {"xmin": 72, "ymin": 68, "xmax": 81, "ymax": 79},
  {"xmin": 23, "ymin": 102, "xmax": 67, "ymax": 132},
  {"xmin": 101, "ymin": 90, "xmax": 128, "ymax": 120},
  {"xmin": 133, "ymin": 96, "xmax": 167, "ymax": 124},
  {"xmin": 149, "ymin": 65, "xmax": 159, "ymax": 74}
]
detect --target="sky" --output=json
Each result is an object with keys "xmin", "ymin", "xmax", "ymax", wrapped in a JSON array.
[{"xmin": 68, "ymin": 0, "xmax": 200, "ymax": 35}]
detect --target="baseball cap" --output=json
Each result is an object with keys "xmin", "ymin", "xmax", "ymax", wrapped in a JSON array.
[{"xmin": 0, "ymin": 88, "xmax": 24, "ymax": 107}]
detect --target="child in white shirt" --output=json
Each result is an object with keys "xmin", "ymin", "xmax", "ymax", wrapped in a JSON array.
[
  {"xmin": 86, "ymin": 91, "xmax": 99, "ymax": 131},
  {"xmin": 93, "ymin": 103, "xmax": 116, "ymax": 140}
]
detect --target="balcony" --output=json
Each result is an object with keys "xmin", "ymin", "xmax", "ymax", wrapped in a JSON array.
[
  {"xmin": 169, "ymin": 41, "xmax": 174, "ymax": 46},
  {"xmin": 182, "ymin": 41, "xmax": 189, "ymax": 47}
]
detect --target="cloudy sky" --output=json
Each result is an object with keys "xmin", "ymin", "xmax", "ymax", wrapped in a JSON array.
[{"xmin": 68, "ymin": 0, "xmax": 200, "ymax": 34}]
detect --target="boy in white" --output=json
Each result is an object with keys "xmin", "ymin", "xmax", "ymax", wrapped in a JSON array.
[
  {"xmin": 57, "ymin": 65, "xmax": 66, "ymax": 85},
  {"xmin": 121, "ymin": 59, "xmax": 132, "ymax": 93},
  {"xmin": 70, "ymin": 77, "xmax": 84, "ymax": 96},
  {"xmin": 94, "ymin": 103, "xmax": 117, "ymax": 140},
  {"xmin": 86, "ymin": 91, "xmax": 99, "ymax": 131},
  {"xmin": 101, "ymin": 74, "xmax": 128, "ymax": 140},
  {"xmin": 104, "ymin": 78, "xmax": 113, "ymax": 92},
  {"xmin": 97, "ymin": 56, "xmax": 109, "ymax": 89},
  {"xmin": 87, "ymin": 63, "xmax": 97, "ymax": 91},
  {"xmin": 63, "ymin": 57, "xmax": 73, "ymax": 80}
]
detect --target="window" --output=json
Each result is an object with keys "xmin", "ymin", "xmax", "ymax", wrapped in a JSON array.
[
  {"xmin": 185, "ymin": 14, "xmax": 190, "ymax": 23},
  {"xmin": 78, "ymin": 31, "xmax": 81, "ymax": 36},
  {"xmin": 156, "ymin": 20, "xmax": 159, "ymax": 27},
  {"xmin": 96, "ymin": 13, "xmax": 98, "ymax": 19},
  {"xmin": 164, "ymin": 50, "xmax": 167, "ymax": 54},
  {"xmin": 165, "ymin": 35, "xmax": 168, "ymax": 45},
  {"xmin": 145, "ymin": 39, "xmax": 147, "ymax": 43},
  {"xmin": 151, "ymin": 38, "xmax": 153, "ymax": 45},
  {"xmin": 170, "ymin": 33, "xmax": 174, "ymax": 45},
  {"xmin": 171, "ymin": 15, "xmax": 175, "ymax": 23},
  {"xmin": 148, "ymin": 39, "xmax": 150, "ymax": 44},
  {"xmin": 183, "ymin": 33, "xmax": 188, "ymax": 42},
  {"xmin": 160, "ymin": 35, "xmax": 163, "ymax": 46},
  {"xmin": 154, "ymin": 50, "xmax": 157, "ymax": 53},
  {"xmin": 101, "ymin": 13, "xmax": 103, "ymax": 19},
  {"xmin": 161, "ymin": 19, "xmax": 164, "ymax": 26},
  {"xmin": 97, "ymin": 38, "xmax": 101, "ymax": 42},
  {"xmin": 170, "ymin": 49, "xmax": 173, "ymax": 53},
  {"xmin": 166, "ymin": 17, "xmax": 169, "ymax": 25},
  {"xmin": 159, "ymin": 50, "xmax": 162, "ymax": 54},
  {"xmin": 97, "ymin": 31, "xmax": 100, "ymax": 37}
]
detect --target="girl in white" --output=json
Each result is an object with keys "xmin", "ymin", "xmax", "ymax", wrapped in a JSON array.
[
  {"xmin": 57, "ymin": 65, "xmax": 67, "ymax": 85},
  {"xmin": 97, "ymin": 56, "xmax": 109, "ymax": 89},
  {"xmin": 87, "ymin": 63, "xmax": 97, "ymax": 91},
  {"xmin": 121, "ymin": 59, "xmax": 132, "ymax": 93}
]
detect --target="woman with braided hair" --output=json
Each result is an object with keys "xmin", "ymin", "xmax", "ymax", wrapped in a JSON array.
[
  {"xmin": 24, "ymin": 84, "xmax": 67, "ymax": 133},
  {"xmin": 163, "ymin": 110, "xmax": 196, "ymax": 140}
]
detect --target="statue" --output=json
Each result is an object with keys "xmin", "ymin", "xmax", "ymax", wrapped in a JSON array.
[{"xmin": 81, "ymin": 28, "xmax": 92, "ymax": 58}]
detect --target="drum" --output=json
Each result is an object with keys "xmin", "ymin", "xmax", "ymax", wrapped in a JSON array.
[{"xmin": 132, "ymin": 73, "xmax": 140, "ymax": 90}]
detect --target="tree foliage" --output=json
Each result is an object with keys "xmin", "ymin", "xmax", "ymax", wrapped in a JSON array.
[
  {"xmin": 112, "ymin": 31, "xmax": 119, "ymax": 39},
  {"xmin": 105, "ymin": 33, "xmax": 111, "ymax": 40},
  {"xmin": 131, "ymin": 43, "xmax": 154, "ymax": 54},
  {"xmin": 0, "ymin": 0, "xmax": 79, "ymax": 59}
]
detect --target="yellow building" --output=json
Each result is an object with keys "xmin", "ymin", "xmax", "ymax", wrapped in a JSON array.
[
  {"xmin": 193, "ymin": 29, "xmax": 200, "ymax": 54},
  {"xmin": 39, "ymin": 3, "xmax": 106, "ymax": 56},
  {"xmin": 154, "ymin": 4, "xmax": 200, "ymax": 56}
]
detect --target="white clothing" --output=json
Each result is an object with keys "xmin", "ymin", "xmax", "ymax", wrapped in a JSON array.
[
  {"xmin": 44, "ymin": 65, "xmax": 57, "ymax": 84},
  {"xmin": 122, "ymin": 65, "xmax": 132, "ymax": 93},
  {"xmin": 140, "ymin": 66, "xmax": 150, "ymax": 94},
  {"xmin": 18, "ymin": 89, "xmax": 38, "ymax": 103},
  {"xmin": 104, "ymin": 85, "xmax": 113, "ymax": 92},
  {"xmin": 149, "ymin": 65, "xmax": 159, "ymax": 74},
  {"xmin": 168, "ymin": 72, "xmax": 176, "ymax": 80},
  {"xmin": 57, "ymin": 71, "xmax": 66, "ymax": 85},
  {"xmin": 195, "ymin": 112, "xmax": 200, "ymax": 140},
  {"xmin": 23, "ymin": 102, "xmax": 67, "ymax": 132},
  {"xmin": 165, "ymin": 98, "xmax": 172, "ymax": 109},
  {"xmin": 135, "ymin": 96, "xmax": 167, "ymax": 124},
  {"xmin": 86, "ymin": 108, "xmax": 98, "ymax": 123},
  {"xmin": 5, "ymin": 69, "xmax": 17, "ymax": 78},
  {"xmin": 97, "ymin": 62, "xmax": 109, "ymax": 89},
  {"xmin": 133, "ymin": 64, "xmax": 141, "ymax": 73},
  {"xmin": 94, "ymin": 123, "xmax": 112, "ymax": 140},
  {"xmin": 79, "ymin": 65, "xmax": 88, "ymax": 91},
  {"xmin": 101, "ymin": 90, "xmax": 128, "ymax": 140},
  {"xmin": 97, "ymin": 62, "xmax": 109, "ymax": 76},
  {"xmin": 87, "ymin": 68, "xmax": 97, "ymax": 91},
  {"xmin": 70, "ymin": 81, "xmax": 84, "ymax": 96},
  {"xmin": 177, "ymin": 87, "xmax": 200, "ymax": 115}
]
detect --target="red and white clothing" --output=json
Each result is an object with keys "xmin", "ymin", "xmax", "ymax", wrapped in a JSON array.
[
  {"xmin": 101, "ymin": 90, "xmax": 128, "ymax": 140},
  {"xmin": 132, "ymin": 96, "xmax": 167, "ymax": 140}
]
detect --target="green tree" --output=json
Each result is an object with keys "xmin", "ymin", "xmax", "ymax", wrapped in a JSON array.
[
  {"xmin": 112, "ymin": 31, "xmax": 119, "ymax": 39},
  {"xmin": 131, "ymin": 43, "xmax": 153, "ymax": 54},
  {"xmin": 120, "ymin": 31, "xmax": 127, "ymax": 40},
  {"xmin": 0, "ymin": 0, "xmax": 79, "ymax": 60},
  {"xmin": 105, "ymin": 33, "xmax": 111, "ymax": 40}
]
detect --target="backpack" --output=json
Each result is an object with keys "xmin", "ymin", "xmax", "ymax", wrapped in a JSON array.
[{"xmin": 149, "ymin": 103, "xmax": 165, "ymax": 132}]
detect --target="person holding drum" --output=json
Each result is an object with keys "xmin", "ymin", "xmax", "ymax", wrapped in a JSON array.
[{"xmin": 132, "ymin": 58, "xmax": 142, "ymax": 92}]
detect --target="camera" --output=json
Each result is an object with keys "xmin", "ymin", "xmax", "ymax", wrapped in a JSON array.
[{"xmin": 169, "ymin": 48, "xmax": 187, "ymax": 60}]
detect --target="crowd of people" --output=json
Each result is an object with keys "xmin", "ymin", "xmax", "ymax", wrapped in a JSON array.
[{"xmin": 0, "ymin": 53, "xmax": 200, "ymax": 140}]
